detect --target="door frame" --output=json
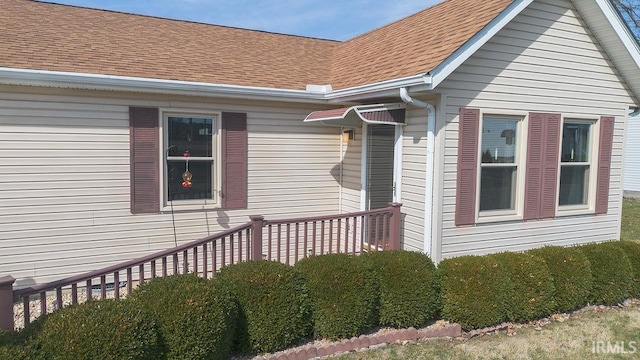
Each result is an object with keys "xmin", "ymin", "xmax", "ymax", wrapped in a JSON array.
[{"xmin": 360, "ymin": 122, "xmax": 404, "ymax": 211}]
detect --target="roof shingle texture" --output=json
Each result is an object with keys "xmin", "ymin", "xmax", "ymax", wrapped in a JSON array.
[
  {"xmin": 331, "ymin": 0, "xmax": 515, "ymax": 89},
  {"xmin": 0, "ymin": 0, "xmax": 514, "ymax": 91}
]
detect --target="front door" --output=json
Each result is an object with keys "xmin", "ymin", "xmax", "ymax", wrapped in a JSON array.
[{"xmin": 365, "ymin": 124, "xmax": 396, "ymax": 210}]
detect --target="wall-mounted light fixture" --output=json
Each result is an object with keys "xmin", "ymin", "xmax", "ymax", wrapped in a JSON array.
[{"xmin": 342, "ymin": 129, "xmax": 355, "ymax": 143}]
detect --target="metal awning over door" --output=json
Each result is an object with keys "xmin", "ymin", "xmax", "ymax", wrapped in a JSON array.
[{"xmin": 303, "ymin": 103, "xmax": 406, "ymax": 127}]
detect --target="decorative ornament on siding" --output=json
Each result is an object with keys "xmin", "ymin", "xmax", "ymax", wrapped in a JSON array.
[{"xmin": 181, "ymin": 150, "xmax": 192, "ymax": 189}]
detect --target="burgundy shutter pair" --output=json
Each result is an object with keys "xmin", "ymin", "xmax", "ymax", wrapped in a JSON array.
[
  {"xmin": 454, "ymin": 108, "xmax": 614, "ymax": 226},
  {"xmin": 523, "ymin": 112, "xmax": 561, "ymax": 220},
  {"xmin": 129, "ymin": 108, "xmax": 248, "ymax": 213}
]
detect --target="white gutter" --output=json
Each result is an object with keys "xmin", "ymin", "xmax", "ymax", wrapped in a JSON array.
[
  {"xmin": 0, "ymin": 66, "xmax": 433, "ymax": 105},
  {"xmin": 326, "ymin": 73, "xmax": 432, "ymax": 102},
  {"xmin": 400, "ymin": 87, "xmax": 436, "ymax": 256},
  {"xmin": 0, "ymin": 67, "xmax": 327, "ymax": 103}
]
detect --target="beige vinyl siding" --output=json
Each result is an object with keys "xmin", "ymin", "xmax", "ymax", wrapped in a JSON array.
[
  {"xmin": 436, "ymin": 0, "xmax": 632, "ymax": 258},
  {"xmin": 400, "ymin": 106, "xmax": 429, "ymax": 252},
  {"xmin": 340, "ymin": 126, "xmax": 362, "ymax": 214},
  {"xmin": 624, "ymin": 114, "xmax": 640, "ymax": 192},
  {"xmin": 0, "ymin": 87, "xmax": 341, "ymax": 287}
]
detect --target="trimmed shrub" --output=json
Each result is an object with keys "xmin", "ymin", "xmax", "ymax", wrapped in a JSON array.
[
  {"xmin": 0, "ymin": 326, "xmax": 46, "ymax": 360},
  {"xmin": 215, "ymin": 260, "xmax": 311, "ymax": 354},
  {"xmin": 616, "ymin": 241, "xmax": 640, "ymax": 297},
  {"xmin": 487, "ymin": 252, "xmax": 556, "ymax": 323},
  {"xmin": 295, "ymin": 253, "xmax": 379, "ymax": 340},
  {"xmin": 528, "ymin": 246, "xmax": 593, "ymax": 313},
  {"xmin": 128, "ymin": 274, "xmax": 237, "ymax": 360},
  {"xmin": 363, "ymin": 250, "xmax": 439, "ymax": 328},
  {"xmin": 437, "ymin": 255, "xmax": 511, "ymax": 330},
  {"xmin": 37, "ymin": 299, "xmax": 161, "ymax": 359},
  {"xmin": 577, "ymin": 242, "xmax": 633, "ymax": 305}
]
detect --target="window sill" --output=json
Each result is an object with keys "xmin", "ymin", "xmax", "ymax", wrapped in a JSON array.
[
  {"xmin": 161, "ymin": 200, "xmax": 221, "ymax": 213},
  {"xmin": 556, "ymin": 206, "xmax": 594, "ymax": 217},
  {"xmin": 476, "ymin": 211, "xmax": 521, "ymax": 224}
]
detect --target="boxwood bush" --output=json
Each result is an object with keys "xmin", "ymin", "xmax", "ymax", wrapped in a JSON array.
[
  {"xmin": 215, "ymin": 260, "xmax": 311, "ymax": 354},
  {"xmin": 37, "ymin": 299, "xmax": 161, "ymax": 359},
  {"xmin": 616, "ymin": 241, "xmax": 640, "ymax": 297},
  {"xmin": 578, "ymin": 242, "xmax": 633, "ymax": 305},
  {"xmin": 363, "ymin": 250, "xmax": 439, "ymax": 328},
  {"xmin": 0, "ymin": 326, "xmax": 44, "ymax": 360},
  {"xmin": 528, "ymin": 245, "xmax": 593, "ymax": 313},
  {"xmin": 294, "ymin": 253, "xmax": 379, "ymax": 340},
  {"xmin": 487, "ymin": 252, "xmax": 555, "ymax": 323},
  {"xmin": 128, "ymin": 274, "xmax": 237, "ymax": 360},
  {"xmin": 438, "ymin": 255, "xmax": 511, "ymax": 330}
]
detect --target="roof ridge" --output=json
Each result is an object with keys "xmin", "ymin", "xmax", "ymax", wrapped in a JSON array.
[
  {"xmin": 341, "ymin": 0, "xmax": 446, "ymax": 43},
  {"xmin": 33, "ymin": 0, "xmax": 340, "ymax": 43}
]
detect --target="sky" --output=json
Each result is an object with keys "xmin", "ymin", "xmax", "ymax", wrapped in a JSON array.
[{"xmin": 42, "ymin": 0, "xmax": 443, "ymax": 41}]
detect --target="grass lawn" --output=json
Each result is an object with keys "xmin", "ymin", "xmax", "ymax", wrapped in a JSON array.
[
  {"xmin": 621, "ymin": 197, "xmax": 640, "ymax": 241},
  {"xmin": 334, "ymin": 198, "xmax": 640, "ymax": 359},
  {"xmin": 336, "ymin": 304, "xmax": 640, "ymax": 360}
]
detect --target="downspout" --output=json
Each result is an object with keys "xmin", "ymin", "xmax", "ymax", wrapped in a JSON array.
[{"xmin": 400, "ymin": 87, "xmax": 436, "ymax": 256}]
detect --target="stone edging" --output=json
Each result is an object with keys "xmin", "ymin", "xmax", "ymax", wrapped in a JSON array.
[{"xmin": 256, "ymin": 323, "xmax": 462, "ymax": 360}]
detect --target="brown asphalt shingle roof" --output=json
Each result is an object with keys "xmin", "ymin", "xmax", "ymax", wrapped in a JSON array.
[{"xmin": 0, "ymin": 0, "xmax": 514, "ymax": 91}]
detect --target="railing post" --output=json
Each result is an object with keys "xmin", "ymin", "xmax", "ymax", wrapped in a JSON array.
[
  {"xmin": 388, "ymin": 203, "xmax": 402, "ymax": 250},
  {"xmin": 250, "ymin": 216, "xmax": 264, "ymax": 261},
  {"xmin": 0, "ymin": 275, "xmax": 15, "ymax": 331}
]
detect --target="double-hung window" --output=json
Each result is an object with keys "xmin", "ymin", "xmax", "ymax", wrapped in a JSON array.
[
  {"xmin": 478, "ymin": 115, "xmax": 521, "ymax": 214},
  {"xmin": 164, "ymin": 114, "xmax": 219, "ymax": 205},
  {"xmin": 558, "ymin": 120, "xmax": 594, "ymax": 208}
]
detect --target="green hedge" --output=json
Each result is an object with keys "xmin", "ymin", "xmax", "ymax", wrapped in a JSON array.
[
  {"xmin": 37, "ymin": 299, "xmax": 161, "ymax": 360},
  {"xmin": 528, "ymin": 246, "xmax": 593, "ymax": 313},
  {"xmin": 487, "ymin": 252, "xmax": 555, "ymax": 323},
  {"xmin": 438, "ymin": 255, "xmax": 511, "ymax": 330},
  {"xmin": 128, "ymin": 274, "xmax": 237, "ymax": 360},
  {"xmin": 0, "ymin": 325, "xmax": 46, "ymax": 360},
  {"xmin": 215, "ymin": 260, "xmax": 311, "ymax": 354},
  {"xmin": 295, "ymin": 253, "xmax": 379, "ymax": 340},
  {"xmin": 578, "ymin": 242, "xmax": 633, "ymax": 305},
  {"xmin": 363, "ymin": 250, "xmax": 439, "ymax": 328},
  {"xmin": 616, "ymin": 241, "xmax": 640, "ymax": 297}
]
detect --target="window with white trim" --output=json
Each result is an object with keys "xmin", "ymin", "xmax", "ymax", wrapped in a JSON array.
[
  {"xmin": 558, "ymin": 120, "xmax": 594, "ymax": 207},
  {"xmin": 478, "ymin": 115, "xmax": 522, "ymax": 213},
  {"xmin": 164, "ymin": 114, "xmax": 220, "ymax": 204}
]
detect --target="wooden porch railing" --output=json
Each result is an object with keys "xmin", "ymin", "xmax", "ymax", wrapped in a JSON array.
[{"xmin": 0, "ymin": 203, "xmax": 401, "ymax": 330}]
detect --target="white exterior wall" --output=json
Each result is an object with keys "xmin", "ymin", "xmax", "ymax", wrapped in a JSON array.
[
  {"xmin": 436, "ymin": 0, "xmax": 633, "ymax": 258},
  {"xmin": 0, "ymin": 86, "xmax": 341, "ymax": 287},
  {"xmin": 624, "ymin": 114, "xmax": 640, "ymax": 192}
]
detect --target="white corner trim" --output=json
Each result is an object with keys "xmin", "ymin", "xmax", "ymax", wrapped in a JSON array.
[
  {"xmin": 594, "ymin": 0, "xmax": 640, "ymax": 69},
  {"xmin": 429, "ymin": 0, "xmax": 534, "ymax": 89}
]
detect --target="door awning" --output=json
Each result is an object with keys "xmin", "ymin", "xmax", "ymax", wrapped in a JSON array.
[{"xmin": 304, "ymin": 103, "xmax": 406, "ymax": 127}]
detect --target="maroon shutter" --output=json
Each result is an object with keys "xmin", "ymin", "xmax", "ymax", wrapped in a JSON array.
[
  {"xmin": 221, "ymin": 112, "xmax": 248, "ymax": 209},
  {"xmin": 595, "ymin": 116, "xmax": 615, "ymax": 214},
  {"xmin": 524, "ymin": 113, "xmax": 560, "ymax": 220},
  {"xmin": 540, "ymin": 113, "xmax": 561, "ymax": 219},
  {"xmin": 130, "ymin": 107, "xmax": 160, "ymax": 214},
  {"xmin": 455, "ymin": 108, "xmax": 480, "ymax": 226},
  {"xmin": 524, "ymin": 113, "xmax": 544, "ymax": 220}
]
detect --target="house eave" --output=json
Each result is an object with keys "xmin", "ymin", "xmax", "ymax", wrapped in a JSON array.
[
  {"xmin": 0, "ymin": 66, "xmax": 435, "ymax": 104},
  {"xmin": 0, "ymin": 67, "xmax": 329, "ymax": 104}
]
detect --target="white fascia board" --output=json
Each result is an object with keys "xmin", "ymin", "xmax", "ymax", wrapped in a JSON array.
[
  {"xmin": 0, "ymin": 66, "xmax": 432, "ymax": 104},
  {"xmin": 594, "ymin": 0, "xmax": 640, "ymax": 71},
  {"xmin": 0, "ymin": 67, "xmax": 328, "ymax": 103},
  {"xmin": 325, "ymin": 73, "xmax": 432, "ymax": 102},
  {"xmin": 429, "ymin": 0, "xmax": 533, "ymax": 89}
]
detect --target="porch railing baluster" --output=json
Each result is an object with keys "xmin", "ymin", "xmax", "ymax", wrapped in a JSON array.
[{"xmin": 5, "ymin": 205, "xmax": 401, "ymax": 330}]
